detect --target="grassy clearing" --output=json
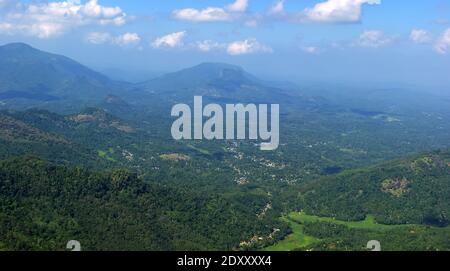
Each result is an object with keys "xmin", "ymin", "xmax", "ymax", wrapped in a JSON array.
[
  {"xmin": 264, "ymin": 212, "xmax": 419, "ymax": 251},
  {"xmin": 97, "ymin": 150, "xmax": 116, "ymax": 162},
  {"xmin": 263, "ymin": 216, "xmax": 319, "ymax": 251},
  {"xmin": 289, "ymin": 212, "xmax": 414, "ymax": 231},
  {"xmin": 187, "ymin": 144, "xmax": 211, "ymax": 155}
]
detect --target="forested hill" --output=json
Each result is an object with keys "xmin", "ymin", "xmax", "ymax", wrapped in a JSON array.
[
  {"xmin": 0, "ymin": 156, "xmax": 286, "ymax": 251},
  {"xmin": 300, "ymin": 150, "xmax": 450, "ymax": 226}
]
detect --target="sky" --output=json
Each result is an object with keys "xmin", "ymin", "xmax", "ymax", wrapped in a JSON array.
[{"xmin": 0, "ymin": 0, "xmax": 450, "ymax": 88}]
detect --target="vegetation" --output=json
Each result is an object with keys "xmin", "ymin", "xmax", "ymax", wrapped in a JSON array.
[
  {"xmin": 0, "ymin": 156, "xmax": 286, "ymax": 251},
  {"xmin": 1, "ymin": 43, "xmax": 450, "ymax": 251},
  {"xmin": 300, "ymin": 150, "xmax": 450, "ymax": 226},
  {"xmin": 266, "ymin": 212, "xmax": 450, "ymax": 251}
]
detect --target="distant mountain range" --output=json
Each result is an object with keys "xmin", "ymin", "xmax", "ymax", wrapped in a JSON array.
[
  {"xmin": 0, "ymin": 43, "xmax": 126, "ymax": 111},
  {"xmin": 0, "ymin": 43, "xmax": 303, "ymax": 113},
  {"xmin": 139, "ymin": 62, "xmax": 302, "ymax": 104}
]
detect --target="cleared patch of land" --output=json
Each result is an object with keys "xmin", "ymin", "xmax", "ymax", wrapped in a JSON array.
[
  {"xmin": 160, "ymin": 153, "xmax": 191, "ymax": 161},
  {"xmin": 263, "ymin": 215, "xmax": 319, "ymax": 251},
  {"xmin": 264, "ymin": 212, "xmax": 423, "ymax": 251}
]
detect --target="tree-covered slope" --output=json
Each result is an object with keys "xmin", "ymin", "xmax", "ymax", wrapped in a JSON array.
[
  {"xmin": 300, "ymin": 150, "xmax": 450, "ymax": 226},
  {"xmin": 0, "ymin": 156, "xmax": 285, "ymax": 251}
]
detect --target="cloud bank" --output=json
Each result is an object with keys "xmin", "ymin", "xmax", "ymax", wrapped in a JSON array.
[
  {"xmin": 172, "ymin": 0, "xmax": 248, "ymax": 22},
  {"xmin": 302, "ymin": 0, "xmax": 380, "ymax": 23},
  {"xmin": 151, "ymin": 31, "xmax": 187, "ymax": 48},
  {"xmin": 435, "ymin": 28, "xmax": 450, "ymax": 54},
  {"xmin": 87, "ymin": 32, "xmax": 141, "ymax": 47},
  {"xmin": 0, "ymin": 0, "xmax": 128, "ymax": 38}
]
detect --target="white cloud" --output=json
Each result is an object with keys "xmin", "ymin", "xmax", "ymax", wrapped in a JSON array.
[
  {"xmin": 0, "ymin": 22, "xmax": 14, "ymax": 32},
  {"xmin": 172, "ymin": 0, "xmax": 248, "ymax": 22},
  {"xmin": 226, "ymin": 38, "xmax": 272, "ymax": 55},
  {"xmin": 354, "ymin": 30, "xmax": 392, "ymax": 48},
  {"xmin": 87, "ymin": 32, "xmax": 141, "ymax": 47},
  {"xmin": 172, "ymin": 7, "xmax": 231, "ymax": 22},
  {"xmin": 410, "ymin": 29, "xmax": 432, "ymax": 44},
  {"xmin": 268, "ymin": 0, "xmax": 285, "ymax": 15},
  {"xmin": 190, "ymin": 38, "xmax": 273, "ymax": 55},
  {"xmin": 0, "ymin": 21, "xmax": 65, "ymax": 39},
  {"xmin": 0, "ymin": 0, "xmax": 127, "ymax": 38},
  {"xmin": 114, "ymin": 32, "xmax": 141, "ymax": 46},
  {"xmin": 86, "ymin": 32, "xmax": 112, "ymax": 44},
  {"xmin": 435, "ymin": 28, "xmax": 450, "ymax": 54},
  {"xmin": 195, "ymin": 40, "xmax": 225, "ymax": 52},
  {"xmin": 151, "ymin": 31, "xmax": 186, "ymax": 48},
  {"xmin": 301, "ymin": 0, "xmax": 381, "ymax": 23},
  {"xmin": 225, "ymin": 0, "xmax": 249, "ymax": 13},
  {"xmin": 30, "ymin": 23, "xmax": 66, "ymax": 39},
  {"xmin": 192, "ymin": 39, "xmax": 272, "ymax": 55}
]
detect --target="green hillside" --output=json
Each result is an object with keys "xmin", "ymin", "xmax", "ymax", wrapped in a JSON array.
[
  {"xmin": 300, "ymin": 150, "xmax": 450, "ymax": 226},
  {"xmin": 0, "ymin": 156, "xmax": 285, "ymax": 251}
]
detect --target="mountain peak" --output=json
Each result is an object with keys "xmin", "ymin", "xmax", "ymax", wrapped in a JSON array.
[
  {"xmin": 193, "ymin": 62, "xmax": 244, "ymax": 72},
  {"xmin": 0, "ymin": 42, "xmax": 117, "ymax": 112},
  {"xmin": 0, "ymin": 42, "xmax": 37, "ymax": 52}
]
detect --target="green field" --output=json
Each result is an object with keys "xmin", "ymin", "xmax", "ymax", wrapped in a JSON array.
[
  {"xmin": 289, "ymin": 212, "xmax": 415, "ymax": 230},
  {"xmin": 263, "ymin": 215, "xmax": 319, "ymax": 251},
  {"xmin": 97, "ymin": 150, "xmax": 116, "ymax": 162},
  {"xmin": 264, "ymin": 212, "xmax": 422, "ymax": 251}
]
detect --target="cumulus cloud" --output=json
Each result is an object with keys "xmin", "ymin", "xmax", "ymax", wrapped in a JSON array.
[
  {"xmin": 172, "ymin": 0, "xmax": 379, "ymax": 25},
  {"xmin": 114, "ymin": 32, "xmax": 141, "ymax": 46},
  {"xmin": 225, "ymin": 0, "xmax": 249, "ymax": 13},
  {"xmin": 354, "ymin": 30, "xmax": 392, "ymax": 48},
  {"xmin": 172, "ymin": 0, "xmax": 248, "ymax": 22},
  {"xmin": 300, "ymin": 0, "xmax": 381, "ymax": 23},
  {"xmin": 87, "ymin": 32, "xmax": 141, "ymax": 47},
  {"xmin": 0, "ymin": 0, "xmax": 128, "ymax": 38},
  {"xmin": 410, "ymin": 29, "xmax": 432, "ymax": 44},
  {"xmin": 435, "ymin": 28, "xmax": 450, "ymax": 54},
  {"xmin": 172, "ymin": 8, "xmax": 231, "ymax": 22},
  {"xmin": 226, "ymin": 38, "xmax": 272, "ymax": 55},
  {"xmin": 191, "ymin": 38, "xmax": 272, "ymax": 56},
  {"xmin": 151, "ymin": 31, "xmax": 186, "ymax": 48}
]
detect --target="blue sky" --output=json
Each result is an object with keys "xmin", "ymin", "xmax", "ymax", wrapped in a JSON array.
[{"xmin": 0, "ymin": 0, "xmax": 450, "ymax": 87}]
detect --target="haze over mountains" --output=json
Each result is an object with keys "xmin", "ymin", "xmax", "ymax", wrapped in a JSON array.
[
  {"xmin": 1, "ymin": 42, "xmax": 448, "ymax": 116},
  {"xmin": 0, "ymin": 43, "xmax": 120, "ymax": 109},
  {"xmin": 1, "ymin": 42, "xmax": 450, "ymax": 251},
  {"xmin": 0, "ymin": 43, "xmax": 305, "ymax": 115}
]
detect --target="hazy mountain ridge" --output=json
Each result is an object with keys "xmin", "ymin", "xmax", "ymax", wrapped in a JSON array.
[
  {"xmin": 0, "ymin": 43, "xmax": 307, "ymax": 113},
  {"xmin": 0, "ymin": 43, "xmax": 134, "ymax": 112},
  {"xmin": 138, "ymin": 62, "xmax": 302, "ymax": 104}
]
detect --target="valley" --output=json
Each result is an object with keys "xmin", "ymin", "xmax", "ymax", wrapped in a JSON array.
[{"xmin": 1, "ymin": 43, "xmax": 450, "ymax": 251}]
